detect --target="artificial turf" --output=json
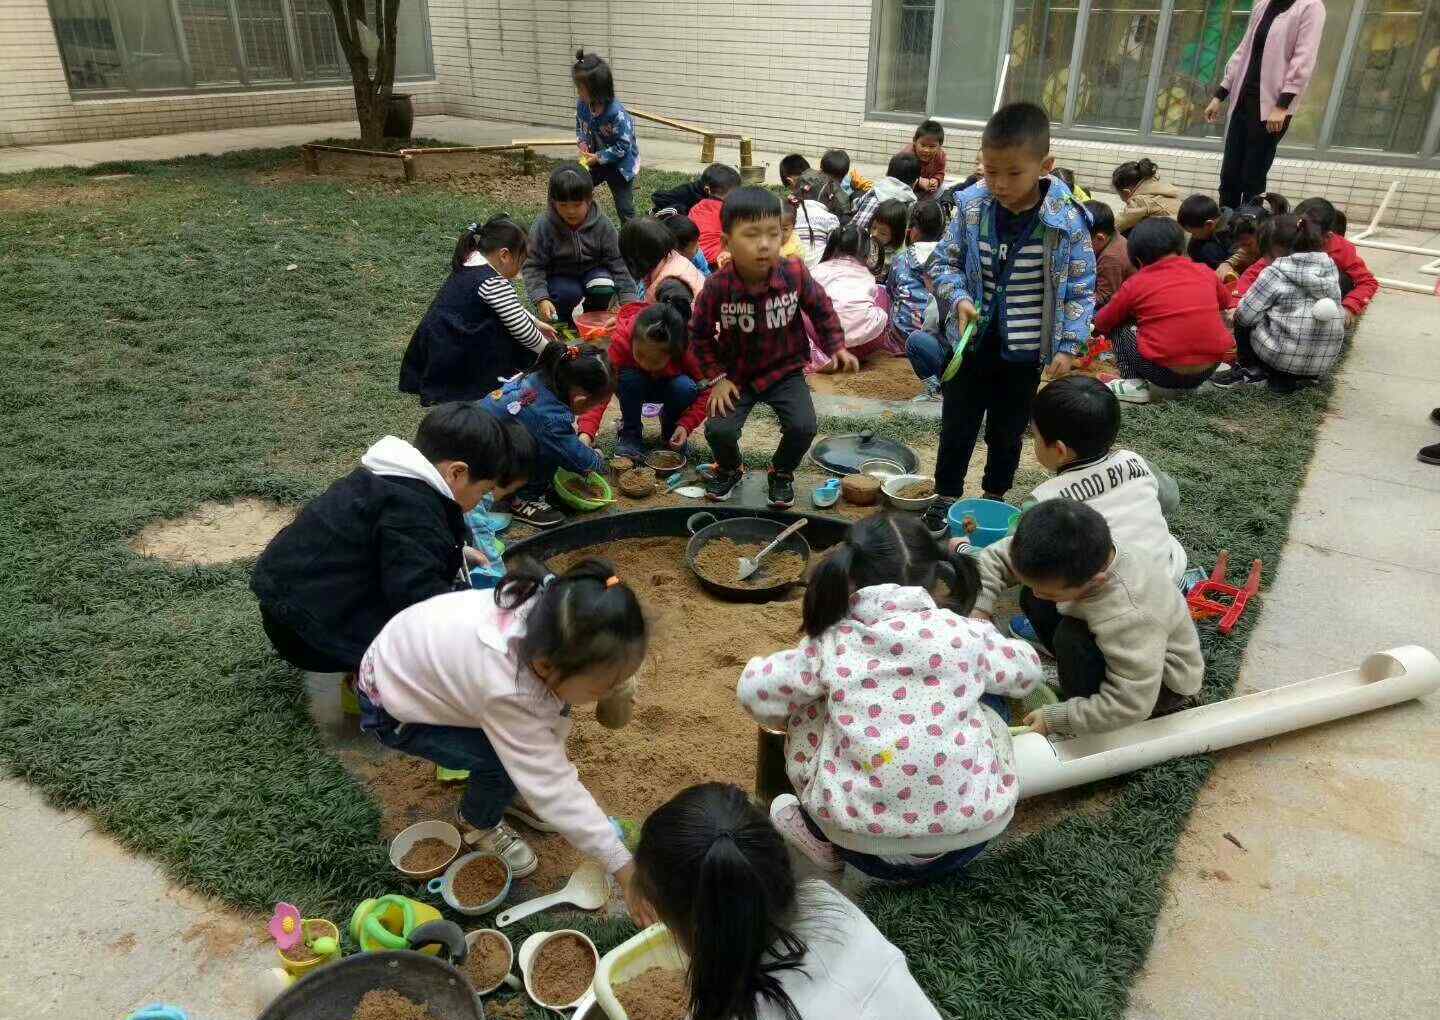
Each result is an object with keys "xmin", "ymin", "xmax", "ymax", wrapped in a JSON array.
[{"xmin": 0, "ymin": 148, "xmax": 1329, "ymax": 1019}]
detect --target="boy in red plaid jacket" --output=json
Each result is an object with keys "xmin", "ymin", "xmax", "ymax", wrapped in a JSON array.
[{"xmin": 689, "ymin": 187, "xmax": 859, "ymax": 507}]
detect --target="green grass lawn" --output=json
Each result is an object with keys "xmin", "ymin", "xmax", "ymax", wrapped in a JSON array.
[{"xmin": 0, "ymin": 148, "xmax": 1330, "ymax": 1019}]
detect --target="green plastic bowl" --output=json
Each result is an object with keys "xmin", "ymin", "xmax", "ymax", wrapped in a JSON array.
[{"xmin": 553, "ymin": 468, "xmax": 613, "ymax": 511}]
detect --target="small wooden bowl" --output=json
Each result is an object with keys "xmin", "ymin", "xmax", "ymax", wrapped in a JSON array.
[
  {"xmin": 618, "ymin": 468, "xmax": 657, "ymax": 499},
  {"xmin": 841, "ymin": 473, "xmax": 882, "ymax": 506}
]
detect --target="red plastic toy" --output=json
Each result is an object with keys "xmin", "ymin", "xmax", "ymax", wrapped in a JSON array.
[{"xmin": 1187, "ymin": 551, "xmax": 1262, "ymax": 634}]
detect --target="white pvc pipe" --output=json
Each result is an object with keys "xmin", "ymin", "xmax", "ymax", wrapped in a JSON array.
[
  {"xmin": 1375, "ymin": 277, "xmax": 1438, "ymax": 295},
  {"xmin": 1353, "ymin": 181, "xmax": 1399, "ymax": 242},
  {"xmin": 1015, "ymin": 645, "xmax": 1440, "ymax": 799},
  {"xmin": 994, "ymin": 53, "xmax": 1011, "ymax": 114}
]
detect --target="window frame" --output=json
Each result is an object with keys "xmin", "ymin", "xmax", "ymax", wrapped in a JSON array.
[
  {"xmin": 866, "ymin": 0, "xmax": 1440, "ymax": 167},
  {"xmin": 48, "ymin": 0, "xmax": 435, "ymax": 100}
]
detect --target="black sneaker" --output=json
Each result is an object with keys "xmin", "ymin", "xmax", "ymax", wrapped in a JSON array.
[
  {"xmin": 922, "ymin": 498, "xmax": 953, "ymax": 539},
  {"xmin": 1211, "ymin": 365, "xmax": 1266, "ymax": 388},
  {"xmin": 705, "ymin": 467, "xmax": 744, "ymax": 502},
  {"xmin": 512, "ymin": 495, "xmax": 565, "ymax": 528},
  {"xmin": 1428, "ymin": 407, "xmax": 1439, "ymax": 426},
  {"xmin": 1419, "ymin": 442, "xmax": 1440, "ymax": 466},
  {"xmin": 767, "ymin": 471, "xmax": 795, "ymax": 509}
]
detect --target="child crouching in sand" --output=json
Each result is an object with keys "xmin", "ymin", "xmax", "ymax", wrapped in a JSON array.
[
  {"xmin": 358, "ymin": 557, "xmax": 653, "ymax": 922},
  {"xmin": 738, "ymin": 514, "xmax": 1044, "ymax": 882}
]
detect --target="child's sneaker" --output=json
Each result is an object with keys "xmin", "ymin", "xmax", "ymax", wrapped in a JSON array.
[
  {"xmin": 767, "ymin": 471, "xmax": 796, "ymax": 509},
  {"xmin": 705, "ymin": 467, "xmax": 744, "ymax": 501},
  {"xmin": 1211, "ymin": 365, "xmax": 1266, "ymax": 388},
  {"xmin": 1108, "ymin": 378, "xmax": 1151, "ymax": 404},
  {"xmin": 911, "ymin": 376, "xmax": 941, "ymax": 402},
  {"xmin": 769, "ymin": 794, "xmax": 842, "ymax": 873},
  {"xmin": 1008, "ymin": 615, "xmax": 1054, "ymax": 658},
  {"xmin": 454, "ymin": 813, "xmax": 539, "ymax": 878},
  {"xmin": 512, "ymin": 495, "xmax": 565, "ymax": 528}
]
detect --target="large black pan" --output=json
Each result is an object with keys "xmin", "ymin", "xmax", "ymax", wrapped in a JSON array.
[{"xmin": 684, "ymin": 512, "xmax": 812, "ymax": 603}]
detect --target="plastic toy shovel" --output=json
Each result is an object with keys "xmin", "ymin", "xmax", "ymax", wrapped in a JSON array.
[
  {"xmin": 940, "ymin": 320, "xmax": 978, "ymax": 383},
  {"xmin": 737, "ymin": 519, "xmax": 808, "ymax": 581},
  {"xmin": 495, "ymin": 862, "xmax": 609, "ymax": 928}
]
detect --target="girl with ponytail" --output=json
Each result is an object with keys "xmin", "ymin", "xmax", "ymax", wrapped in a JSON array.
[
  {"xmin": 400, "ymin": 215, "xmax": 559, "ymax": 405},
  {"xmin": 477, "ymin": 342, "xmax": 613, "ymax": 527},
  {"xmin": 1112, "ymin": 157, "xmax": 1180, "ymax": 234},
  {"xmin": 635, "ymin": 782, "xmax": 942, "ymax": 1020},
  {"xmin": 573, "ymin": 49, "xmax": 639, "ymax": 222},
  {"xmin": 359, "ymin": 556, "xmax": 651, "ymax": 918},
  {"xmin": 737, "ymin": 513, "xmax": 1044, "ymax": 882}
]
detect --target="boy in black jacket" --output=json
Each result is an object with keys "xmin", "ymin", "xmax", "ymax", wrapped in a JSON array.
[{"xmin": 251, "ymin": 403, "xmax": 533, "ymax": 674}]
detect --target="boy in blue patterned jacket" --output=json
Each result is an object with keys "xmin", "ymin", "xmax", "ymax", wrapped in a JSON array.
[
  {"xmin": 929, "ymin": 102, "xmax": 1095, "ymax": 510},
  {"xmin": 574, "ymin": 50, "xmax": 639, "ymax": 222}
]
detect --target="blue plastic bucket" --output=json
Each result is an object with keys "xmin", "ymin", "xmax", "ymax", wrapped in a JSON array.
[{"xmin": 947, "ymin": 498, "xmax": 1020, "ymax": 547}]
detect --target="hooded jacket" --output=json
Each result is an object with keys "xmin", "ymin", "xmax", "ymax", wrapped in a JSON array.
[
  {"xmin": 871, "ymin": 175, "xmax": 920, "ymax": 207},
  {"xmin": 738, "ymin": 585, "xmax": 1045, "ymax": 855},
  {"xmin": 793, "ymin": 169, "xmax": 851, "ymax": 220},
  {"xmin": 1115, "ymin": 177, "xmax": 1182, "ymax": 234},
  {"xmin": 521, "ymin": 203, "xmax": 634, "ymax": 303},
  {"xmin": 1234, "ymin": 250, "xmax": 1346, "ymax": 377},
  {"xmin": 576, "ymin": 301, "xmax": 710, "ymax": 440},
  {"xmin": 1235, "ymin": 232, "xmax": 1377, "ymax": 317},
  {"xmin": 250, "ymin": 436, "xmax": 469, "ymax": 670},
  {"xmin": 811, "ymin": 256, "xmax": 890, "ymax": 349},
  {"xmin": 886, "ymin": 240, "xmax": 939, "ymax": 339}
]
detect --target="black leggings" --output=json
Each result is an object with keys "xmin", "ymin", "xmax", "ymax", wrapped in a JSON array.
[
  {"xmin": 260, "ymin": 608, "xmax": 355, "ymax": 674},
  {"xmin": 1219, "ymin": 91, "xmax": 1289, "ymax": 210}
]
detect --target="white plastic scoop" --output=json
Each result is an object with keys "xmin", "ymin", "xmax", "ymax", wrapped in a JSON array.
[
  {"xmin": 737, "ymin": 518, "xmax": 808, "ymax": 581},
  {"xmin": 496, "ymin": 861, "xmax": 609, "ymax": 928}
]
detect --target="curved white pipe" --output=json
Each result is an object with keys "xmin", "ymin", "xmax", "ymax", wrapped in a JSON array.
[{"xmin": 1015, "ymin": 645, "xmax": 1440, "ymax": 799}]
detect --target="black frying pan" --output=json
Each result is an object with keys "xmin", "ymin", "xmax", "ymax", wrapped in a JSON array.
[{"xmin": 684, "ymin": 512, "xmax": 812, "ymax": 603}]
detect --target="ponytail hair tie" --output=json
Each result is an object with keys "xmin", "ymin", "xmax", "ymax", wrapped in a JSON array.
[{"xmin": 605, "ymin": 575, "xmax": 621, "ymax": 588}]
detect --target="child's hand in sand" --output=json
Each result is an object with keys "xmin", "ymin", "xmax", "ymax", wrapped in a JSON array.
[
  {"xmin": 668, "ymin": 425, "xmax": 688, "ymax": 449},
  {"xmin": 833, "ymin": 349, "xmax": 861, "ymax": 373},
  {"xmin": 1022, "ymin": 710, "xmax": 1050, "ymax": 736},
  {"xmin": 709, "ymin": 378, "xmax": 739, "ymax": 416}
]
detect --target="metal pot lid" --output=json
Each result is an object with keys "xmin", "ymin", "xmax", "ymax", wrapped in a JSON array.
[{"xmin": 810, "ymin": 432, "xmax": 920, "ymax": 476}]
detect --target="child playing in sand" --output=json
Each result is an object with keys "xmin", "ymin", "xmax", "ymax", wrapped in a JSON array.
[
  {"xmin": 852, "ymin": 152, "xmax": 920, "ymax": 230},
  {"xmin": 1216, "ymin": 214, "xmax": 1346, "ymax": 392},
  {"xmin": 1112, "ymin": 158, "xmax": 1180, "ymax": 234},
  {"xmin": 974, "ymin": 499, "xmax": 1204, "ymax": 736},
  {"xmin": 523, "ymin": 164, "xmax": 634, "ymax": 327},
  {"xmin": 358, "ymin": 556, "xmax": 653, "ymax": 923},
  {"xmin": 889, "ymin": 198, "xmax": 944, "ymax": 385},
  {"xmin": 1217, "ymin": 193, "xmax": 1288, "ymax": 283},
  {"xmin": 930, "ymin": 101, "xmax": 1094, "ymax": 509},
  {"xmin": 657, "ymin": 210, "xmax": 710, "ymax": 276},
  {"xmin": 478, "ymin": 343, "xmax": 614, "ymax": 528},
  {"xmin": 901, "ymin": 119, "xmax": 948, "ymax": 199},
  {"xmin": 737, "ymin": 513, "xmax": 1044, "ymax": 880},
  {"xmin": 808, "ymin": 225, "xmax": 891, "ymax": 363},
  {"xmin": 690, "ymin": 187, "xmax": 859, "ymax": 508},
  {"xmin": 866, "ymin": 198, "xmax": 911, "ymax": 280},
  {"xmin": 620, "ymin": 216, "xmax": 706, "ymax": 303},
  {"xmin": 578, "ymin": 283, "xmax": 707, "ymax": 461},
  {"xmin": 782, "ymin": 152, "xmax": 849, "ymax": 227},
  {"xmin": 400, "ymin": 217, "xmax": 559, "ymax": 405},
  {"xmin": 1084, "ymin": 200, "xmax": 1133, "ymax": 309},
  {"xmin": 252, "ymin": 404, "xmax": 533, "ymax": 675},
  {"xmin": 573, "ymin": 50, "xmax": 638, "ymax": 222},
  {"xmin": 688, "ymin": 163, "xmax": 742, "ymax": 268},
  {"xmin": 1178, "ymin": 194, "xmax": 1229, "ymax": 269},
  {"xmin": 1092, "ymin": 217, "xmax": 1233, "ymax": 404},
  {"xmin": 634, "ymin": 782, "xmax": 943, "ymax": 1018}
]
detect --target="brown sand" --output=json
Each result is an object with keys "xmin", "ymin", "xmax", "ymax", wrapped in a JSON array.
[
  {"xmin": 806, "ymin": 353, "xmax": 922, "ymax": 401},
  {"xmin": 552, "ymin": 538, "xmax": 802, "ymax": 822},
  {"xmin": 646, "ymin": 450, "xmax": 685, "ymax": 471},
  {"xmin": 531, "ymin": 933, "xmax": 596, "ymax": 1006},
  {"xmin": 693, "ymin": 537, "xmax": 805, "ymax": 589},
  {"xmin": 619, "ymin": 468, "xmax": 657, "ymax": 498},
  {"xmin": 344, "ymin": 754, "xmax": 459, "ymax": 840},
  {"xmin": 461, "ymin": 932, "xmax": 512, "ymax": 991},
  {"xmin": 350, "ymin": 989, "xmax": 433, "ymax": 1020},
  {"xmin": 279, "ymin": 940, "xmax": 319, "ymax": 963},
  {"xmin": 452, "ymin": 855, "xmax": 508, "ymax": 907},
  {"xmin": 614, "ymin": 966, "xmax": 690, "ymax": 1020},
  {"xmin": 896, "ymin": 479, "xmax": 936, "ymax": 499},
  {"xmin": 130, "ymin": 498, "xmax": 295, "ymax": 565},
  {"xmin": 398, "ymin": 837, "xmax": 454, "ymax": 873},
  {"xmin": 485, "ymin": 997, "xmax": 529, "ymax": 1020}
]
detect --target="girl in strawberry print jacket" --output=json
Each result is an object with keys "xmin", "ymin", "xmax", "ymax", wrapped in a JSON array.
[{"xmin": 738, "ymin": 514, "xmax": 1045, "ymax": 880}]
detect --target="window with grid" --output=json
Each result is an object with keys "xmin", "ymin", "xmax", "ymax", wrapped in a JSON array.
[{"xmin": 1331, "ymin": 0, "xmax": 1440, "ymax": 154}]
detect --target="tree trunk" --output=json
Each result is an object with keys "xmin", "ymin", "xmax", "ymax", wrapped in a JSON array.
[{"xmin": 327, "ymin": 0, "xmax": 399, "ymax": 149}]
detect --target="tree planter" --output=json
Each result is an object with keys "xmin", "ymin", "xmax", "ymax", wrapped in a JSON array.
[{"xmin": 384, "ymin": 94, "xmax": 414, "ymax": 140}]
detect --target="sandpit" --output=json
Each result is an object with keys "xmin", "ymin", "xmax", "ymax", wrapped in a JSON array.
[{"xmin": 130, "ymin": 498, "xmax": 295, "ymax": 564}]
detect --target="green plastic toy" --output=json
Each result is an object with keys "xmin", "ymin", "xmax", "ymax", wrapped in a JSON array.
[{"xmin": 941, "ymin": 321, "xmax": 978, "ymax": 383}]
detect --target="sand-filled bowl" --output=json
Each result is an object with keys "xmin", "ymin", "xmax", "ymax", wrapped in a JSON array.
[
  {"xmin": 644, "ymin": 450, "xmax": 686, "ymax": 478},
  {"xmin": 554, "ymin": 468, "xmax": 614, "ymax": 511},
  {"xmin": 618, "ymin": 468, "xmax": 657, "ymax": 499},
  {"xmin": 461, "ymin": 928, "xmax": 518, "ymax": 994},
  {"xmin": 594, "ymin": 923, "xmax": 689, "ymax": 1020},
  {"xmin": 427, "ymin": 851, "xmax": 513, "ymax": 916},
  {"xmin": 520, "ymin": 929, "xmax": 600, "ymax": 1010},
  {"xmin": 881, "ymin": 474, "xmax": 938, "ymax": 512},
  {"xmin": 389, "ymin": 820, "xmax": 462, "ymax": 881}
]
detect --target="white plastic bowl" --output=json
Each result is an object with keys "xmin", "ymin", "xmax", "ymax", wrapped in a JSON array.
[
  {"xmin": 881, "ymin": 473, "xmax": 939, "ymax": 512},
  {"xmin": 519, "ymin": 929, "xmax": 601, "ymax": 1011},
  {"xmin": 388, "ymin": 819, "xmax": 461, "ymax": 880}
]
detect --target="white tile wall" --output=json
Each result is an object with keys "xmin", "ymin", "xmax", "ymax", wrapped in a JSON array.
[{"xmin": 0, "ymin": 0, "xmax": 441, "ymax": 148}]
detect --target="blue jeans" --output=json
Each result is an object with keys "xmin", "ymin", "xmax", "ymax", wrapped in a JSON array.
[
  {"xmin": 799, "ymin": 809, "xmax": 991, "ymax": 882},
  {"xmin": 589, "ymin": 161, "xmax": 636, "ymax": 222},
  {"xmin": 906, "ymin": 330, "xmax": 947, "ymax": 383},
  {"xmin": 548, "ymin": 265, "xmax": 616, "ymax": 325},
  {"xmin": 360, "ymin": 692, "xmax": 516, "ymax": 829},
  {"xmin": 618, "ymin": 368, "xmax": 699, "ymax": 445}
]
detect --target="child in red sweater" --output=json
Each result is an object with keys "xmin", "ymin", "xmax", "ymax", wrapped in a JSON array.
[
  {"xmin": 901, "ymin": 119, "xmax": 948, "ymax": 199},
  {"xmin": 1090, "ymin": 217, "xmax": 1233, "ymax": 404},
  {"xmin": 578, "ymin": 282, "xmax": 708, "ymax": 462},
  {"xmin": 688, "ymin": 163, "xmax": 742, "ymax": 269}
]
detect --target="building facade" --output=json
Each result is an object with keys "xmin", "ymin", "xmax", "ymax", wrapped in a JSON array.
[{"xmin": 7, "ymin": 1, "xmax": 1440, "ymax": 226}]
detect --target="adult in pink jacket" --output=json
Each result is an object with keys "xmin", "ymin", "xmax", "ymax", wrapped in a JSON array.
[{"xmin": 1203, "ymin": 0, "xmax": 1325, "ymax": 209}]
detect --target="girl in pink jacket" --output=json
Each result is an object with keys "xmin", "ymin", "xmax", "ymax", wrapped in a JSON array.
[
  {"xmin": 738, "ymin": 514, "xmax": 1045, "ymax": 882},
  {"xmin": 357, "ymin": 557, "xmax": 653, "ymax": 923},
  {"xmin": 807, "ymin": 225, "xmax": 892, "ymax": 369}
]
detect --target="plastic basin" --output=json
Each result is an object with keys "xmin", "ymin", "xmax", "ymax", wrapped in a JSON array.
[
  {"xmin": 947, "ymin": 498, "xmax": 1019, "ymax": 547},
  {"xmin": 427, "ymin": 851, "xmax": 513, "ymax": 916},
  {"xmin": 554, "ymin": 469, "xmax": 613, "ymax": 511}
]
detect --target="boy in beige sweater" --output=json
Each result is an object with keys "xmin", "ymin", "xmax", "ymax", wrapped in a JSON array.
[{"xmin": 973, "ymin": 499, "xmax": 1204, "ymax": 736}]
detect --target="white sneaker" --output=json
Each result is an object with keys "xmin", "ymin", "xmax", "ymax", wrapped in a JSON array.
[
  {"xmin": 769, "ymin": 794, "xmax": 842, "ymax": 872},
  {"xmin": 1108, "ymin": 377, "xmax": 1152, "ymax": 404},
  {"xmin": 457, "ymin": 813, "xmax": 539, "ymax": 878}
]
